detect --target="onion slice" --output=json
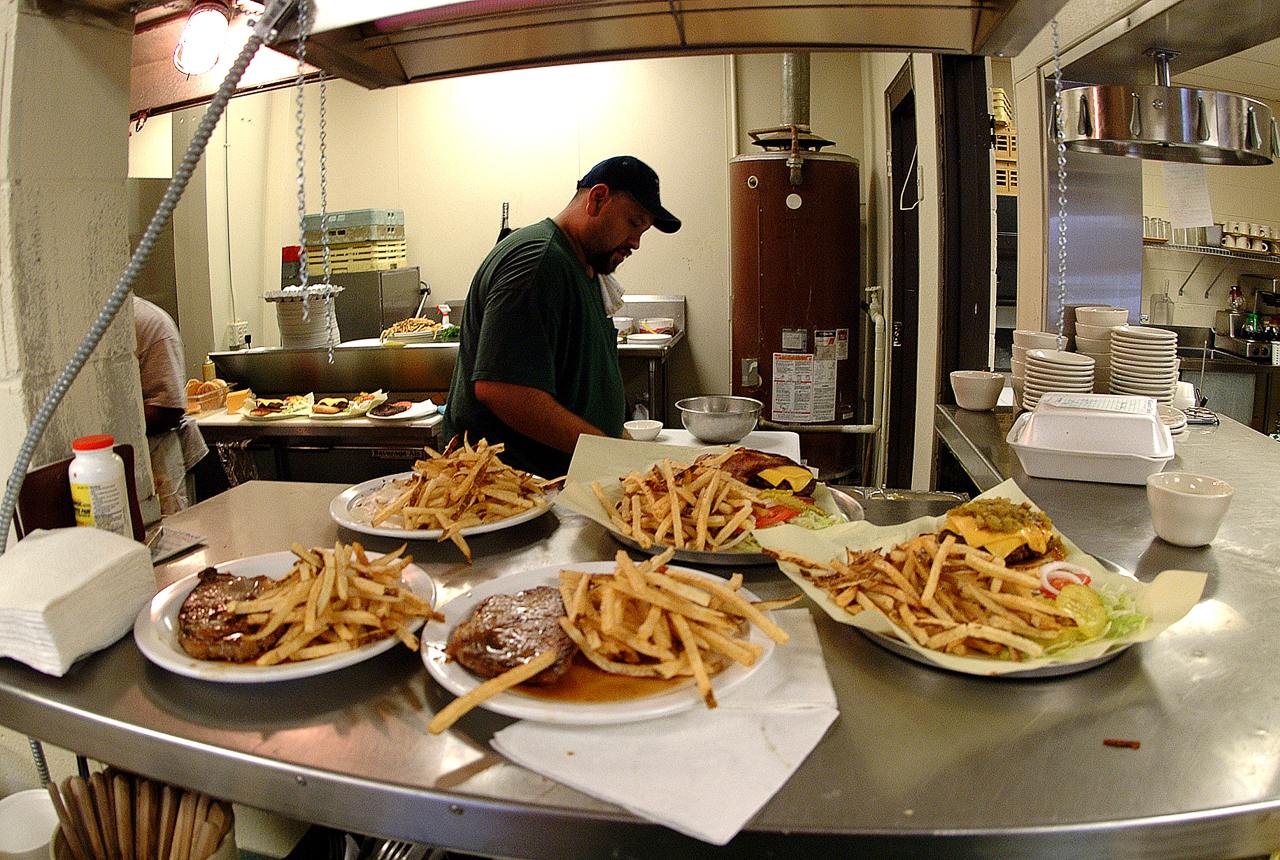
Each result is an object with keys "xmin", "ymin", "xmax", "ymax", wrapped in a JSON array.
[
  {"xmin": 1039, "ymin": 560, "xmax": 1092, "ymax": 595},
  {"xmin": 718, "ymin": 520, "xmax": 757, "ymax": 550}
]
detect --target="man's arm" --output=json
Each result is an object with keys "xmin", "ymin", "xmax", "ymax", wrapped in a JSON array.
[
  {"xmin": 144, "ymin": 403, "xmax": 184, "ymax": 436},
  {"xmin": 474, "ymin": 380, "xmax": 629, "ymax": 453}
]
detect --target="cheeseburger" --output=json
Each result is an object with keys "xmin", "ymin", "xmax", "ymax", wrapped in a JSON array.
[
  {"xmin": 248, "ymin": 397, "xmax": 285, "ymax": 417},
  {"xmin": 940, "ymin": 497, "xmax": 1062, "ymax": 566},
  {"xmin": 695, "ymin": 447, "xmax": 827, "ymax": 528},
  {"xmin": 312, "ymin": 397, "xmax": 351, "ymax": 415}
]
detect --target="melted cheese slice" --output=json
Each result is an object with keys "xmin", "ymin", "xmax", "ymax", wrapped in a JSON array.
[
  {"xmin": 943, "ymin": 513, "xmax": 1052, "ymax": 560},
  {"xmin": 755, "ymin": 465, "xmax": 815, "ymax": 493}
]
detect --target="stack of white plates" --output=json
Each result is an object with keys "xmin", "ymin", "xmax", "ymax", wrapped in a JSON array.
[
  {"xmin": 1109, "ymin": 325, "xmax": 1178, "ymax": 404},
  {"xmin": 275, "ymin": 298, "xmax": 342, "ymax": 349},
  {"xmin": 1158, "ymin": 404, "xmax": 1189, "ymax": 438},
  {"xmin": 1022, "ymin": 349, "xmax": 1095, "ymax": 410},
  {"xmin": 1012, "ymin": 330, "xmax": 1069, "ymax": 410}
]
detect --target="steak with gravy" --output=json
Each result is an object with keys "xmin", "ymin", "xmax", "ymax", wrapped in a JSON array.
[
  {"xmin": 178, "ymin": 567, "xmax": 284, "ymax": 662},
  {"xmin": 445, "ymin": 586, "xmax": 576, "ymax": 684}
]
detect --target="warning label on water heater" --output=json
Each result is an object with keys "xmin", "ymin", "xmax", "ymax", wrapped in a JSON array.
[{"xmin": 771, "ymin": 353, "xmax": 836, "ymax": 422}]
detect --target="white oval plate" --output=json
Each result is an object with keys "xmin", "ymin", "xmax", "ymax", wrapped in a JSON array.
[
  {"xmin": 625, "ymin": 333, "xmax": 672, "ymax": 344},
  {"xmin": 1111, "ymin": 325, "xmax": 1176, "ymax": 343},
  {"xmin": 366, "ymin": 400, "xmax": 438, "ymax": 422},
  {"xmin": 382, "ymin": 329, "xmax": 440, "ymax": 343},
  {"xmin": 858, "ymin": 556, "xmax": 1136, "ymax": 678},
  {"xmin": 133, "ymin": 551, "xmax": 436, "ymax": 683},
  {"xmin": 330, "ymin": 473, "xmax": 554, "ymax": 539},
  {"xmin": 1022, "ymin": 370, "xmax": 1093, "ymax": 383},
  {"xmin": 309, "ymin": 393, "xmax": 386, "ymax": 420},
  {"xmin": 421, "ymin": 562, "xmax": 774, "ymax": 725},
  {"xmin": 1026, "ymin": 348, "xmax": 1094, "ymax": 367}
]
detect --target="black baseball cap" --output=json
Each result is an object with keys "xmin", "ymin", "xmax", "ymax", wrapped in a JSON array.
[{"xmin": 578, "ymin": 156, "xmax": 681, "ymax": 233}]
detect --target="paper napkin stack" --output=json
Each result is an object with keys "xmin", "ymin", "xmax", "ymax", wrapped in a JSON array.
[
  {"xmin": 0, "ymin": 527, "xmax": 155, "ymax": 676},
  {"xmin": 492, "ymin": 608, "xmax": 838, "ymax": 845}
]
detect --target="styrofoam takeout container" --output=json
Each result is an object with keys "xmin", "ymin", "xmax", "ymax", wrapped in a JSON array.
[{"xmin": 1006, "ymin": 393, "xmax": 1173, "ymax": 484}]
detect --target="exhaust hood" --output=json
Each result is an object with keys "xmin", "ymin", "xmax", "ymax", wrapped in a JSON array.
[
  {"xmin": 1061, "ymin": 49, "xmax": 1277, "ymax": 165},
  {"xmin": 279, "ymin": 0, "xmax": 1071, "ymax": 89}
]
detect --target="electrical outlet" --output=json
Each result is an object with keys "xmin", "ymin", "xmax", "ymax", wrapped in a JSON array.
[{"xmin": 226, "ymin": 320, "xmax": 249, "ymax": 349}]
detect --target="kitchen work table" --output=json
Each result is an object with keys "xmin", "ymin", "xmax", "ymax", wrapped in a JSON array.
[
  {"xmin": 196, "ymin": 410, "xmax": 444, "ymax": 483},
  {"xmin": 3, "ymin": 460, "xmax": 1280, "ymax": 857}
]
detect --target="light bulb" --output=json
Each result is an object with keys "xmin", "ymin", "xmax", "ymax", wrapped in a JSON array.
[{"xmin": 173, "ymin": 2, "xmax": 231, "ymax": 76}]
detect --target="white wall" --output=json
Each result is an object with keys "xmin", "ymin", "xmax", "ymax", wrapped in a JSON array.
[
  {"xmin": 1140, "ymin": 138, "xmax": 1280, "ymax": 328},
  {"xmin": 856, "ymin": 54, "xmax": 945, "ymax": 488},
  {"xmin": 154, "ymin": 52, "xmax": 871, "ymax": 422},
  {"xmin": 133, "ymin": 49, "xmax": 965, "ymax": 488}
]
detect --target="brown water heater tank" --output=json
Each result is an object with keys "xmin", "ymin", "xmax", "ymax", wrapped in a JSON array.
[{"xmin": 729, "ymin": 150, "xmax": 862, "ymax": 479}]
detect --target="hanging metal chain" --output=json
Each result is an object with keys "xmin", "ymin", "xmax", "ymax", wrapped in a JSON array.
[
  {"xmin": 318, "ymin": 70, "xmax": 337, "ymax": 362},
  {"xmin": 319, "ymin": 72, "xmax": 331, "ymax": 285},
  {"xmin": 293, "ymin": 0, "xmax": 311, "ymax": 320},
  {"xmin": 1051, "ymin": 18, "xmax": 1069, "ymax": 347}
]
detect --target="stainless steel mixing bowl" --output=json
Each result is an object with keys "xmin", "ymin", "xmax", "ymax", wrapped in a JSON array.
[{"xmin": 675, "ymin": 396, "xmax": 762, "ymax": 444}]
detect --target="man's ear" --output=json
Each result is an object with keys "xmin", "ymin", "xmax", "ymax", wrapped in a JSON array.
[{"xmin": 583, "ymin": 183, "xmax": 610, "ymax": 216}]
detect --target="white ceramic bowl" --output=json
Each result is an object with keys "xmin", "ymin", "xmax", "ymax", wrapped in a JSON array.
[
  {"xmin": 624, "ymin": 419, "xmax": 663, "ymax": 441},
  {"xmin": 676, "ymin": 396, "xmax": 762, "ymax": 444},
  {"xmin": 1074, "ymin": 334, "xmax": 1111, "ymax": 353},
  {"xmin": 1146, "ymin": 471, "xmax": 1234, "ymax": 547},
  {"xmin": 950, "ymin": 370, "xmax": 1005, "ymax": 411},
  {"xmin": 1013, "ymin": 329, "xmax": 1065, "ymax": 349},
  {"xmin": 1075, "ymin": 306, "xmax": 1129, "ymax": 326},
  {"xmin": 1074, "ymin": 322, "xmax": 1116, "ymax": 339}
]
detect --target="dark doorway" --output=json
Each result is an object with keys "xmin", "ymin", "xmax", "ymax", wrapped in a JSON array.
[
  {"xmin": 936, "ymin": 54, "xmax": 995, "ymax": 380},
  {"xmin": 885, "ymin": 60, "xmax": 919, "ymax": 490}
]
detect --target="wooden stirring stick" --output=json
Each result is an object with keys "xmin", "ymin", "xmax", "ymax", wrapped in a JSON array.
[
  {"xmin": 157, "ymin": 784, "xmax": 179, "ymax": 860},
  {"xmin": 90, "ymin": 771, "xmax": 121, "ymax": 860},
  {"xmin": 136, "ymin": 778, "xmax": 155, "ymax": 860},
  {"xmin": 199, "ymin": 802, "xmax": 230, "ymax": 859},
  {"xmin": 171, "ymin": 790, "xmax": 197, "ymax": 860},
  {"xmin": 192, "ymin": 793, "xmax": 210, "ymax": 835},
  {"xmin": 67, "ymin": 776, "xmax": 108, "ymax": 860},
  {"xmin": 46, "ymin": 782, "xmax": 91, "ymax": 860},
  {"xmin": 114, "ymin": 774, "xmax": 135, "ymax": 860}
]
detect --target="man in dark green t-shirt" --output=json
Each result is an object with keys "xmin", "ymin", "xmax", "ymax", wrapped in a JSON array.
[{"xmin": 441, "ymin": 156, "xmax": 681, "ymax": 477}]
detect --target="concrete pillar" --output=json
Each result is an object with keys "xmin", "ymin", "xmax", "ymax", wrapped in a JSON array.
[{"xmin": 0, "ymin": 3, "xmax": 152, "ymax": 510}]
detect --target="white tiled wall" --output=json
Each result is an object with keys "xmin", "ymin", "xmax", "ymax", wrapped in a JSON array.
[{"xmin": 1142, "ymin": 110, "xmax": 1280, "ymax": 329}]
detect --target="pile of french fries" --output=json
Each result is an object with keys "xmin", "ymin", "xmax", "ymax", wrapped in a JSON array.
[
  {"xmin": 591, "ymin": 450, "xmax": 779, "ymax": 552},
  {"xmin": 370, "ymin": 438, "xmax": 556, "ymax": 561},
  {"xmin": 380, "ymin": 317, "xmax": 442, "ymax": 339},
  {"xmin": 560, "ymin": 548, "xmax": 797, "ymax": 705},
  {"xmin": 767, "ymin": 532, "xmax": 1079, "ymax": 660},
  {"xmin": 219, "ymin": 541, "xmax": 441, "ymax": 666},
  {"xmin": 426, "ymin": 549, "xmax": 798, "ymax": 733}
]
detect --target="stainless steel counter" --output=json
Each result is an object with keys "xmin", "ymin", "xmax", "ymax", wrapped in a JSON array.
[
  {"xmin": 935, "ymin": 404, "xmax": 1280, "ymax": 576},
  {"xmin": 3, "ymin": 460, "xmax": 1280, "ymax": 857}
]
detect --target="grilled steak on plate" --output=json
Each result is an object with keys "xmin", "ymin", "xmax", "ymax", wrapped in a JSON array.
[
  {"xmin": 445, "ymin": 586, "xmax": 576, "ymax": 684},
  {"xmin": 177, "ymin": 567, "xmax": 284, "ymax": 662}
]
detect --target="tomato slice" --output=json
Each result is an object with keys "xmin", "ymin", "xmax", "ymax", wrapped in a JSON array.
[{"xmin": 755, "ymin": 506, "xmax": 801, "ymax": 528}]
